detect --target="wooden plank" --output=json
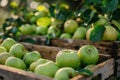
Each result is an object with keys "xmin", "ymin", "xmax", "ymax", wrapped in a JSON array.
[
  {"xmin": 71, "ymin": 59, "xmax": 114, "ymax": 80},
  {"xmin": 0, "ymin": 65, "xmax": 53, "ymax": 80}
]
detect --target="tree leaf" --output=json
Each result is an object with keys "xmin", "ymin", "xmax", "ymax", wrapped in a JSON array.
[
  {"xmin": 49, "ymin": 4, "xmax": 55, "ymax": 17},
  {"xmin": 76, "ymin": 68, "xmax": 94, "ymax": 76},
  {"xmin": 112, "ymin": 20, "xmax": 120, "ymax": 30},
  {"xmin": 90, "ymin": 25, "xmax": 106, "ymax": 42}
]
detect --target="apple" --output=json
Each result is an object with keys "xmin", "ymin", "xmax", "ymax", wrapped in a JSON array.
[
  {"xmin": 60, "ymin": 33, "xmax": 72, "ymax": 39},
  {"xmin": 54, "ymin": 67, "xmax": 76, "ymax": 80},
  {"xmin": 10, "ymin": 1, "xmax": 18, "ymax": 8},
  {"xmin": 47, "ymin": 26, "xmax": 61, "ymax": 37},
  {"xmin": 86, "ymin": 27, "xmax": 93, "ymax": 40},
  {"xmin": 36, "ymin": 17, "xmax": 51, "ymax": 28},
  {"xmin": 77, "ymin": 45, "xmax": 99, "ymax": 66},
  {"xmin": 36, "ymin": 5, "xmax": 48, "ymax": 12},
  {"xmin": 35, "ymin": 11, "xmax": 48, "ymax": 18},
  {"xmin": 1, "ymin": 38, "xmax": 16, "ymax": 51},
  {"xmin": 64, "ymin": 19, "xmax": 78, "ymax": 34},
  {"xmin": 36, "ymin": 26, "xmax": 48, "ymax": 35},
  {"xmin": 29, "ymin": 58, "xmax": 50, "ymax": 71},
  {"xmin": 51, "ymin": 18, "xmax": 63, "ymax": 27},
  {"xmin": 0, "ymin": 46, "xmax": 7, "ymax": 53},
  {"xmin": 5, "ymin": 57, "xmax": 27, "ymax": 70},
  {"xmin": 0, "ymin": 52, "xmax": 13, "ymax": 64},
  {"xmin": 30, "ymin": 16, "xmax": 38, "ymax": 24},
  {"xmin": 34, "ymin": 61, "xmax": 59, "ymax": 77},
  {"xmin": 23, "ymin": 51, "xmax": 41, "ymax": 67},
  {"xmin": 102, "ymin": 26, "xmax": 118, "ymax": 41},
  {"xmin": 56, "ymin": 49, "xmax": 80, "ymax": 69},
  {"xmin": 19, "ymin": 24, "xmax": 36, "ymax": 35},
  {"xmin": 72, "ymin": 27, "xmax": 87, "ymax": 39},
  {"xmin": 9, "ymin": 43, "xmax": 27, "ymax": 58}
]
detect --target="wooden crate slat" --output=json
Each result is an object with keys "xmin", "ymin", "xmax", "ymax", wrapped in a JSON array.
[{"xmin": 0, "ymin": 65, "xmax": 53, "ymax": 80}]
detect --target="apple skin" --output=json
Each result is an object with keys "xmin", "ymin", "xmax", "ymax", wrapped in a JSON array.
[
  {"xmin": 29, "ymin": 58, "xmax": 49, "ymax": 71},
  {"xmin": 56, "ymin": 49, "xmax": 80, "ymax": 69},
  {"xmin": 47, "ymin": 26, "xmax": 61, "ymax": 37},
  {"xmin": 86, "ymin": 27, "xmax": 93, "ymax": 40},
  {"xmin": 102, "ymin": 26, "xmax": 118, "ymax": 41},
  {"xmin": 54, "ymin": 67, "xmax": 76, "ymax": 80},
  {"xmin": 64, "ymin": 19, "xmax": 78, "ymax": 34},
  {"xmin": 19, "ymin": 24, "xmax": 36, "ymax": 35},
  {"xmin": 23, "ymin": 51, "xmax": 41, "ymax": 67},
  {"xmin": 5, "ymin": 57, "xmax": 27, "ymax": 70},
  {"xmin": 60, "ymin": 33, "xmax": 72, "ymax": 39},
  {"xmin": 36, "ymin": 26, "xmax": 48, "ymax": 35},
  {"xmin": 72, "ymin": 27, "xmax": 87, "ymax": 39},
  {"xmin": 9, "ymin": 43, "xmax": 27, "ymax": 59},
  {"xmin": 34, "ymin": 61, "xmax": 59, "ymax": 77},
  {"xmin": 78, "ymin": 45, "xmax": 99, "ymax": 66},
  {"xmin": 36, "ymin": 17, "xmax": 51, "ymax": 28},
  {"xmin": 0, "ymin": 52, "xmax": 13, "ymax": 64},
  {"xmin": 1, "ymin": 38, "xmax": 16, "ymax": 51},
  {"xmin": 0, "ymin": 46, "xmax": 7, "ymax": 53}
]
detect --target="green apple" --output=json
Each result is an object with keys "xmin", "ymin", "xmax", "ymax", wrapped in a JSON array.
[
  {"xmin": 72, "ymin": 27, "xmax": 87, "ymax": 39},
  {"xmin": 19, "ymin": 24, "xmax": 36, "ymax": 35},
  {"xmin": 10, "ymin": 1, "xmax": 18, "ymax": 8},
  {"xmin": 47, "ymin": 26, "xmax": 61, "ymax": 37},
  {"xmin": 1, "ymin": 38, "xmax": 16, "ymax": 51},
  {"xmin": 36, "ymin": 26, "xmax": 48, "ymax": 35},
  {"xmin": 29, "ymin": 58, "xmax": 50, "ymax": 71},
  {"xmin": 56, "ymin": 49, "xmax": 80, "ymax": 69},
  {"xmin": 51, "ymin": 18, "xmax": 63, "ymax": 27},
  {"xmin": 102, "ymin": 26, "xmax": 118, "ymax": 41},
  {"xmin": 36, "ymin": 5, "xmax": 48, "ymax": 12},
  {"xmin": 34, "ymin": 61, "xmax": 59, "ymax": 77},
  {"xmin": 35, "ymin": 11, "xmax": 48, "ymax": 18},
  {"xmin": 0, "ymin": 52, "xmax": 13, "ymax": 64},
  {"xmin": 64, "ymin": 19, "xmax": 78, "ymax": 34},
  {"xmin": 86, "ymin": 27, "xmax": 93, "ymax": 40},
  {"xmin": 60, "ymin": 33, "xmax": 72, "ymax": 39},
  {"xmin": 36, "ymin": 17, "xmax": 51, "ymax": 28},
  {"xmin": 23, "ymin": 51, "xmax": 41, "ymax": 67},
  {"xmin": 0, "ymin": 46, "xmax": 7, "ymax": 53},
  {"xmin": 5, "ymin": 57, "xmax": 27, "ymax": 70},
  {"xmin": 78, "ymin": 45, "xmax": 99, "ymax": 66},
  {"xmin": 9, "ymin": 43, "xmax": 27, "ymax": 58},
  {"xmin": 54, "ymin": 67, "xmax": 76, "ymax": 80},
  {"xmin": 30, "ymin": 16, "xmax": 38, "ymax": 24}
]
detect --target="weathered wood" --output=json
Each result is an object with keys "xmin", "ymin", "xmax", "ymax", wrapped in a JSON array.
[
  {"xmin": 71, "ymin": 59, "xmax": 114, "ymax": 80},
  {"xmin": 0, "ymin": 65, "xmax": 53, "ymax": 80},
  {"xmin": 105, "ymin": 75, "xmax": 116, "ymax": 80}
]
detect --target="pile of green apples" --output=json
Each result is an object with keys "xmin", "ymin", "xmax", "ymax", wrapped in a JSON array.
[
  {"xmin": 0, "ymin": 37, "xmax": 99, "ymax": 80},
  {"xmin": 17, "ymin": 5, "xmax": 87, "ymax": 40}
]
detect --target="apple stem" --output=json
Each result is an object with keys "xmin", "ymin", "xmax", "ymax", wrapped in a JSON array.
[{"xmin": 87, "ymin": 48, "xmax": 92, "ymax": 55}]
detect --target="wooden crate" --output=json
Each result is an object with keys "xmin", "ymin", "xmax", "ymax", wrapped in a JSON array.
[
  {"xmin": 19, "ymin": 36, "xmax": 120, "ymax": 58},
  {"xmin": 23, "ymin": 43, "xmax": 114, "ymax": 80},
  {"xmin": 0, "ymin": 43, "xmax": 114, "ymax": 80}
]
